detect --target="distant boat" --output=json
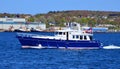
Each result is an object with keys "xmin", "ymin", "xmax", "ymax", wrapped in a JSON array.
[
  {"xmin": 14, "ymin": 27, "xmax": 30, "ymax": 32},
  {"xmin": 82, "ymin": 27, "xmax": 108, "ymax": 32},
  {"xmin": 14, "ymin": 29, "xmax": 26, "ymax": 32},
  {"xmin": 30, "ymin": 28, "xmax": 42, "ymax": 32},
  {"xmin": 16, "ymin": 23, "xmax": 102, "ymax": 49}
]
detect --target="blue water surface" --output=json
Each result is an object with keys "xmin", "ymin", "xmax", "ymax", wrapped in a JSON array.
[{"xmin": 0, "ymin": 32, "xmax": 120, "ymax": 69}]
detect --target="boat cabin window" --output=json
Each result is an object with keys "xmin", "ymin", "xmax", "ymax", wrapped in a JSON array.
[
  {"xmin": 80, "ymin": 35, "xmax": 83, "ymax": 40},
  {"xmin": 63, "ymin": 32, "xmax": 66, "ymax": 35},
  {"xmin": 58, "ymin": 32, "xmax": 66, "ymax": 35},
  {"xmin": 89, "ymin": 36, "xmax": 93, "ymax": 40},
  {"xmin": 72, "ymin": 35, "xmax": 88, "ymax": 40},
  {"xmin": 59, "ymin": 32, "xmax": 62, "ymax": 35},
  {"xmin": 84, "ymin": 36, "xmax": 87, "ymax": 40},
  {"xmin": 73, "ymin": 35, "xmax": 75, "ymax": 38},
  {"xmin": 76, "ymin": 35, "xmax": 79, "ymax": 39}
]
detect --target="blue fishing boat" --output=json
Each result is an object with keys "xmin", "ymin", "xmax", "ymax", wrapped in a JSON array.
[{"xmin": 17, "ymin": 23, "xmax": 102, "ymax": 49}]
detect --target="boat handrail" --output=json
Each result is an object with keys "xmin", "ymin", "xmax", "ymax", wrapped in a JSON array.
[{"xmin": 17, "ymin": 33, "xmax": 38, "ymax": 37}]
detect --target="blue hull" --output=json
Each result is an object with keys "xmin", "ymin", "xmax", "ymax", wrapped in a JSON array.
[{"xmin": 17, "ymin": 36, "xmax": 102, "ymax": 49}]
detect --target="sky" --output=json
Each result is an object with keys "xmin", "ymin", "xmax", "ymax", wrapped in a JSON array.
[{"xmin": 0, "ymin": 0, "xmax": 120, "ymax": 15}]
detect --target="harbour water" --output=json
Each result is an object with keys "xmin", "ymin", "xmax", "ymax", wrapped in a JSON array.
[{"xmin": 0, "ymin": 32, "xmax": 120, "ymax": 69}]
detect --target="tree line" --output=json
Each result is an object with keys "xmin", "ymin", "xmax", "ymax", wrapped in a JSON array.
[{"xmin": 0, "ymin": 10, "xmax": 120, "ymax": 29}]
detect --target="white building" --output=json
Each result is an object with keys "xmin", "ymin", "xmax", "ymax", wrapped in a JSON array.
[
  {"xmin": 0, "ymin": 18, "xmax": 46, "ymax": 31},
  {"xmin": 0, "ymin": 18, "xmax": 26, "ymax": 22}
]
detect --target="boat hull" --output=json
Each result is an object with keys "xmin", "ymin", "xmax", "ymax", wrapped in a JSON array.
[{"xmin": 17, "ymin": 36, "xmax": 102, "ymax": 49}]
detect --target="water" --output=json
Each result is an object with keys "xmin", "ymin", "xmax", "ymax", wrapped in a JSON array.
[
  {"xmin": 94, "ymin": 32, "xmax": 120, "ymax": 46},
  {"xmin": 0, "ymin": 32, "xmax": 120, "ymax": 69}
]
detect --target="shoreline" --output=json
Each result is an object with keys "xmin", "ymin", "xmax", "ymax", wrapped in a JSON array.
[{"xmin": 0, "ymin": 30, "xmax": 120, "ymax": 33}]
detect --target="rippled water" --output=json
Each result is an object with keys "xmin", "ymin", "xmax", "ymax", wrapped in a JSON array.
[{"xmin": 0, "ymin": 32, "xmax": 120, "ymax": 69}]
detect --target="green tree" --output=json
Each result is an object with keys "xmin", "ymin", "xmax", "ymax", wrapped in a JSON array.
[
  {"xmin": 27, "ymin": 17, "xmax": 35, "ymax": 22},
  {"xmin": 47, "ymin": 16, "xmax": 55, "ymax": 23}
]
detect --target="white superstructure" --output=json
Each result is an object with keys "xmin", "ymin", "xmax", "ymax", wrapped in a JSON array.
[{"xmin": 32, "ymin": 23, "xmax": 93, "ymax": 41}]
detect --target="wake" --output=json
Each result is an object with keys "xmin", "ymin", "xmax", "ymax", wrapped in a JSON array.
[{"xmin": 103, "ymin": 45, "xmax": 120, "ymax": 49}]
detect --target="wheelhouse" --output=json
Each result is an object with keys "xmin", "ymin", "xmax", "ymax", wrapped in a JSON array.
[{"xmin": 56, "ymin": 29, "xmax": 93, "ymax": 41}]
